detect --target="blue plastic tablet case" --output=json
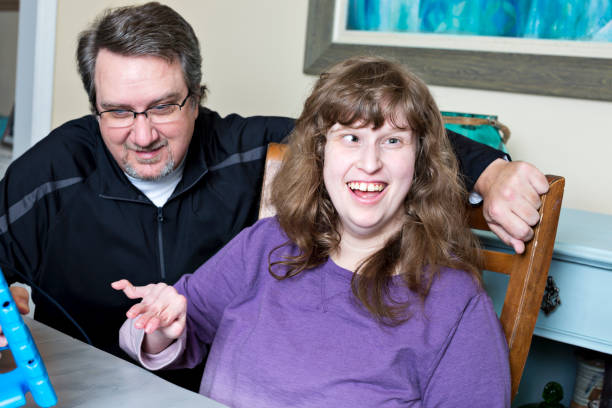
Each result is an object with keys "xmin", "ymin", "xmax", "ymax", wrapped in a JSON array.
[{"xmin": 0, "ymin": 269, "xmax": 57, "ymax": 407}]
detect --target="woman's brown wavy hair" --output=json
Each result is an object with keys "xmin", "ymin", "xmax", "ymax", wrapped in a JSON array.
[{"xmin": 269, "ymin": 56, "xmax": 481, "ymax": 325}]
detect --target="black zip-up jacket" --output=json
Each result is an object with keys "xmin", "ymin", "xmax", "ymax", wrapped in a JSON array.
[{"xmin": 0, "ymin": 107, "xmax": 503, "ymax": 388}]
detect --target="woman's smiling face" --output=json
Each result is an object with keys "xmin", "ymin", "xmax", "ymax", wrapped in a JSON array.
[{"xmin": 323, "ymin": 120, "xmax": 417, "ymax": 244}]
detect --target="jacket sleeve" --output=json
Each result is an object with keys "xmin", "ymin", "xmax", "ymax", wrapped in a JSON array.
[
  {"xmin": 256, "ymin": 116, "xmax": 295, "ymax": 144},
  {"xmin": 228, "ymin": 115, "xmax": 295, "ymax": 146},
  {"xmin": 0, "ymin": 120, "xmax": 93, "ymax": 286},
  {"xmin": 0, "ymin": 152, "xmax": 69, "ymax": 285},
  {"xmin": 0, "ymin": 174, "xmax": 36, "ymax": 284},
  {"xmin": 422, "ymin": 292, "xmax": 511, "ymax": 407},
  {"xmin": 447, "ymin": 129, "xmax": 509, "ymax": 192}
]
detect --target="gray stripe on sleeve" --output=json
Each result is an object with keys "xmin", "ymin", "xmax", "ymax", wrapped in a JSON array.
[
  {"xmin": 208, "ymin": 146, "xmax": 267, "ymax": 172},
  {"xmin": 0, "ymin": 177, "xmax": 83, "ymax": 234}
]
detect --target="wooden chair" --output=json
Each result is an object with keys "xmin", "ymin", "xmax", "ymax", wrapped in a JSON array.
[{"xmin": 259, "ymin": 142, "xmax": 565, "ymax": 400}]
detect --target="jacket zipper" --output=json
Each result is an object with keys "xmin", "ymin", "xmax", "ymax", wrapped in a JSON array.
[
  {"xmin": 157, "ymin": 207, "xmax": 166, "ymax": 280},
  {"xmin": 99, "ymin": 194, "xmax": 167, "ymax": 281},
  {"xmin": 150, "ymin": 172, "xmax": 207, "ymax": 280}
]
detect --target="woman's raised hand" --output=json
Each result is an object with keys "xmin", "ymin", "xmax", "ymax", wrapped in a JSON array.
[{"xmin": 112, "ymin": 279, "xmax": 187, "ymax": 353}]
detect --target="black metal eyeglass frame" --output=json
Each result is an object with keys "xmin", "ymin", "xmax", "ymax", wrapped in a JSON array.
[{"xmin": 95, "ymin": 91, "xmax": 191, "ymax": 121}]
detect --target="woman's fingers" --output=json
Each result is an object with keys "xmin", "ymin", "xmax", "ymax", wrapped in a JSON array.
[
  {"xmin": 113, "ymin": 279, "xmax": 185, "ymax": 336},
  {"xmin": 111, "ymin": 279, "xmax": 150, "ymax": 299}
]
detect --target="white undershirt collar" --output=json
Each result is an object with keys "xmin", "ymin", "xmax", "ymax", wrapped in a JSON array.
[{"xmin": 125, "ymin": 157, "xmax": 186, "ymax": 208}]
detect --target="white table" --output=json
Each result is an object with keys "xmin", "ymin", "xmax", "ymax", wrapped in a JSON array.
[{"xmin": 0, "ymin": 318, "xmax": 227, "ymax": 408}]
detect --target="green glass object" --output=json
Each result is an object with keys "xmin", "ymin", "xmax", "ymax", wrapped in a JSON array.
[
  {"xmin": 518, "ymin": 381, "xmax": 565, "ymax": 408},
  {"xmin": 442, "ymin": 111, "xmax": 509, "ymax": 153}
]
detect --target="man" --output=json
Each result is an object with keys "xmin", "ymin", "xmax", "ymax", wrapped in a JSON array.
[{"xmin": 0, "ymin": 2, "xmax": 547, "ymax": 391}]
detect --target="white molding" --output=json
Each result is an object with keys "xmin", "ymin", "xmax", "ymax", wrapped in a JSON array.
[{"xmin": 13, "ymin": 0, "xmax": 57, "ymax": 160}]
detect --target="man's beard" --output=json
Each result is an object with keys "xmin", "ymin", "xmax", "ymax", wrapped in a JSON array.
[{"xmin": 123, "ymin": 142, "xmax": 175, "ymax": 181}]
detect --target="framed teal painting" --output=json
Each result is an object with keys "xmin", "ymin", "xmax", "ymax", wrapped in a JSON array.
[{"xmin": 304, "ymin": 0, "xmax": 612, "ymax": 101}]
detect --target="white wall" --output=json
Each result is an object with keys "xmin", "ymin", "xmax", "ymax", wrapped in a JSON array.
[
  {"xmin": 52, "ymin": 0, "xmax": 612, "ymax": 215},
  {"xmin": 13, "ymin": 0, "xmax": 57, "ymax": 159},
  {"xmin": 0, "ymin": 11, "xmax": 19, "ymax": 116}
]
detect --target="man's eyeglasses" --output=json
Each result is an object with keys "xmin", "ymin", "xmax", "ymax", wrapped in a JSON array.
[{"xmin": 96, "ymin": 92, "xmax": 191, "ymax": 128}]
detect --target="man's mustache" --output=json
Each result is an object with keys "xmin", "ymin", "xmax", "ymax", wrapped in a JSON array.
[{"xmin": 125, "ymin": 140, "xmax": 168, "ymax": 152}]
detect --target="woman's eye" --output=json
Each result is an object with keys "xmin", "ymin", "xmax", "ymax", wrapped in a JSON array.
[
  {"xmin": 342, "ymin": 134, "xmax": 359, "ymax": 143},
  {"xmin": 386, "ymin": 137, "xmax": 400, "ymax": 144}
]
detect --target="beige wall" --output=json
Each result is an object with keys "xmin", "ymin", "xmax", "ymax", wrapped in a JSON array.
[
  {"xmin": 0, "ymin": 11, "xmax": 19, "ymax": 116},
  {"xmin": 52, "ymin": 0, "xmax": 612, "ymax": 215}
]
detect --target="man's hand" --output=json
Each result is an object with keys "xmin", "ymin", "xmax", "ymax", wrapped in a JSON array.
[
  {"xmin": 474, "ymin": 159, "xmax": 549, "ymax": 254},
  {"xmin": 112, "ymin": 279, "xmax": 187, "ymax": 354},
  {"xmin": 0, "ymin": 286, "xmax": 31, "ymax": 348}
]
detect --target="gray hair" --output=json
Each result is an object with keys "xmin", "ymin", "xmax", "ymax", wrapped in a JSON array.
[{"xmin": 77, "ymin": 2, "xmax": 206, "ymax": 113}]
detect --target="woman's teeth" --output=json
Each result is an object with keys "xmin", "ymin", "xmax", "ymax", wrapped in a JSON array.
[{"xmin": 347, "ymin": 182, "xmax": 385, "ymax": 192}]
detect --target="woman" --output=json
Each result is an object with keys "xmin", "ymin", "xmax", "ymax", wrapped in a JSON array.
[{"xmin": 115, "ymin": 56, "xmax": 510, "ymax": 407}]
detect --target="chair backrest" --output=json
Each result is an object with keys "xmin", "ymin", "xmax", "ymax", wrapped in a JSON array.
[
  {"xmin": 258, "ymin": 142, "xmax": 565, "ymax": 400},
  {"xmin": 467, "ymin": 175, "xmax": 564, "ymax": 398}
]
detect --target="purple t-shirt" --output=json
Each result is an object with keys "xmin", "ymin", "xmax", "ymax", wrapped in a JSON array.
[{"xmin": 120, "ymin": 217, "xmax": 510, "ymax": 407}]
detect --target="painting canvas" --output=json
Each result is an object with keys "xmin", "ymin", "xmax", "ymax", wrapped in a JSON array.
[
  {"xmin": 346, "ymin": 0, "xmax": 612, "ymax": 42},
  {"xmin": 303, "ymin": 0, "xmax": 612, "ymax": 101}
]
